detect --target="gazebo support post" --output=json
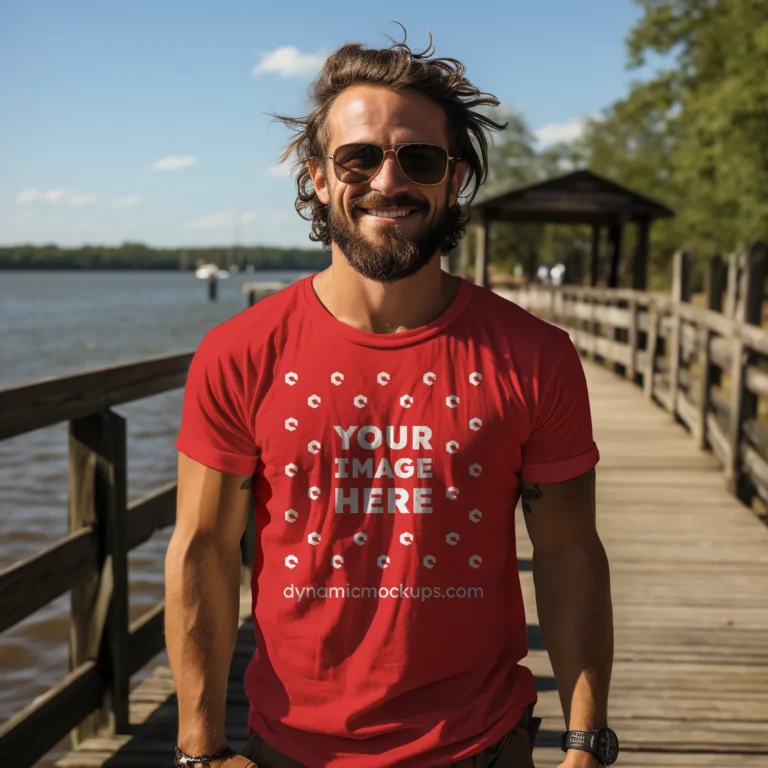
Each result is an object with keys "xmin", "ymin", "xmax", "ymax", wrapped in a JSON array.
[
  {"xmin": 590, "ymin": 225, "xmax": 601, "ymax": 287},
  {"xmin": 608, "ymin": 220, "xmax": 623, "ymax": 289},
  {"xmin": 633, "ymin": 219, "xmax": 651, "ymax": 290}
]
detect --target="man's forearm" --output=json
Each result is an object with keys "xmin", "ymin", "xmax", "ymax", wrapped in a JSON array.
[
  {"xmin": 532, "ymin": 538, "xmax": 614, "ymax": 732},
  {"xmin": 165, "ymin": 533, "xmax": 242, "ymax": 754}
]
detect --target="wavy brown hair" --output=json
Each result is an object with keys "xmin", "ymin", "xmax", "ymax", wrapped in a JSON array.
[{"xmin": 267, "ymin": 24, "xmax": 508, "ymax": 252}]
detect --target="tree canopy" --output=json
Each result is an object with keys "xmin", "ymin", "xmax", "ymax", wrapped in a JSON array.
[
  {"xmin": 0, "ymin": 243, "xmax": 329, "ymax": 271},
  {"xmin": 471, "ymin": 0, "xmax": 768, "ymax": 288}
]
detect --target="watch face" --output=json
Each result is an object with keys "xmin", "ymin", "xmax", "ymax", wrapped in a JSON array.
[{"xmin": 598, "ymin": 729, "xmax": 620, "ymax": 765}]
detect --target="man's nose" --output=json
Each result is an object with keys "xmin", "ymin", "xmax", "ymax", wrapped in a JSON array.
[{"xmin": 368, "ymin": 152, "xmax": 412, "ymax": 197}]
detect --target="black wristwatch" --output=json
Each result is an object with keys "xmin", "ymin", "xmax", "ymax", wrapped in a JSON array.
[{"xmin": 560, "ymin": 728, "xmax": 619, "ymax": 765}]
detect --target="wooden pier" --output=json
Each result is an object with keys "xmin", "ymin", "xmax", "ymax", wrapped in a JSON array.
[
  {"xmin": 49, "ymin": 358, "xmax": 768, "ymax": 768},
  {"xmin": 2, "ymin": 254, "xmax": 768, "ymax": 765}
]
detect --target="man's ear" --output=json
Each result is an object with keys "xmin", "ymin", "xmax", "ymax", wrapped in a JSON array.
[{"xmin": 308, "ymin": 158, "xmax": 330, "ymax": 205}]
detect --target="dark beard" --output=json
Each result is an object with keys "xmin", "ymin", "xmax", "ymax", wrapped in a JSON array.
[{"xmin": 328, "ymin": 197, "xmax": 452, "ymax": 283}]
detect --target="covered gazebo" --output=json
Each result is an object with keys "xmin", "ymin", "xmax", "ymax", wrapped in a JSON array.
[{"xmin": 460, "ymin": 169, "xmax": 674, "ymax": 290}]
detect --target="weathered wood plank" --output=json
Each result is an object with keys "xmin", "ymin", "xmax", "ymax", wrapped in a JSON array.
[
  {"xmin": 710, "ymin": 335, "xmax": 732, "ymax": 371},
  {"xmin": 0, "ymin": 661, "xmax": 103, "ymax": 767},
  {"xmin": 675, "ymin": 389, "xmax": 701, "ymax": 441},
  {"xmin": 592, "ymin": 304, "xmax": 630, "ymax": 329},
  {"xmin": 124, "ymin": 482, "xmax": 177, "ymax": 552},
  {"xmin": 741, "ymin": 442, "xmax": 768, "ymax": 505},
  {"xmin": 0, "ymin": 351, "xmax": 192, "ymax": 441},
  {"xmin": 0, "ymin": 526, "xmax": 98, "ymax": 633},
  {"xmin": 744, "ymin": 363, "xmax": 768, "ymax": 399},
  {"xmin": 706, "ymin": 412, "xmax": 732, "ymax": 468}
]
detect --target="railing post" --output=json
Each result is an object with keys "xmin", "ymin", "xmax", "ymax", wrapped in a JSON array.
[
  {"xmin": 727, "ymin": 243, "xmax": 767, "ymax": 497},
  {"xmin": 698, "ymin": 255, "xmax": 726, "ymax": 450},
  {"xmin": 627, "ymin": 298, "xmax": 638, "ymax": 383},
  {"xmin": 668, "ymin": 250, "xmax": 692, "ymax": 415},
  {"xmin": 589, "ymin": 295, "xmax": 598, "ymax": 362},
  {"xmin": 724, "ymin": 250, "xmax": 740, "ymax": 320},
  {"xmin": 612, "ymin": 297, "xmax": 626, "ymax": 376},
  {"xmin": 644, "ymin": 305, "xmax": 660, "ymax": 400},
  {"xmin": 69, "ymin": 409, "xmax": 130, "ymax": 746}
]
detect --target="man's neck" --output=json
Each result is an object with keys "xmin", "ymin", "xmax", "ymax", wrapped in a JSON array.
[{"xmin": 312, "ymin": 253, "xmax": 459, "ymax": 335}]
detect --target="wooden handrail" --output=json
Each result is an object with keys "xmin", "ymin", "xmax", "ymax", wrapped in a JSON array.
[
  {"xmin": 0, "ymin": 351, "xmax": 193, "ymax": 441},
  {"xmin": 499, "ymin": 240, "xmax": 768, "ymax": 512},
  {"xmin": 0, "ymin": 349, "xmax": 256, "ymax": 767},
  {"xmin": 0, "ymin": 482, "xmax": 177, "ymax": 633},
  {"xmin": 0, "ymin": 526, "xmax": 99, "ymax": 633}
]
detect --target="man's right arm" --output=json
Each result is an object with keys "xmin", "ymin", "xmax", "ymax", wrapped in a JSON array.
[{"xmin": 165, "ymin": 451, "xmax": 256, "ymax": 767}]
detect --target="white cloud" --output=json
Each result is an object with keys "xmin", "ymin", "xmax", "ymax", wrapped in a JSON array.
[
  {"xmin": 42, "ymin": 188, "xmax": 65, "ymax": 203},
  {"xmin": 148, "ymin": 155, "xmax": 198, "ymax": 172},
  {"xmin": 70, "ymin": 193, "xmax": 98, "ymax": 206},
  {"xmin": 184, "ymin": 210, "xmax": 297, "ymax": 233},
  {"xmin": 184, "ymin": 211, "xmax": 236, "ymax": 232},
  {"xmin": 16, "ymin": 188, "xmax": 68, "ymax": 204},
  {"xmin": 266, "ymin": 162, "xmax": 293, "ymax": 178},
  {"xmin": 17, "ymin": 189, "xmax": 40, "ymax": 203},
  {"xmin": 252, "ymin": 46, "xmax": 327, "ymax": 78},
  {"xmin": 16, "ymin": 189, "xmax": 40, "ymax": 205},
  {"xmin": 534, "ymin": 115, "xmax": 597, "ymax": 146},
  {"xmin": 112, "ymin": 194, "xmax": 141, "ymax": 208}
]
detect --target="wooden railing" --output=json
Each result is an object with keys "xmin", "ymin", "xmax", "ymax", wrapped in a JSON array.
[
  {"xmin": 498, "ymin": 242, "xmax": 768, "ymax": 511},
  {"xmin": 0, "ymin": 352, "xmax": 255, "ymax": 767},
  {"xmin": 4, "ymin": 247, "xmax": 768, "ymax": 763}
]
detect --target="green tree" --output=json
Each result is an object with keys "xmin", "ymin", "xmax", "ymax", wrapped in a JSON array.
[{"xmin": 577, "ymin": 0, "xmax": 768, "ymax": 285}]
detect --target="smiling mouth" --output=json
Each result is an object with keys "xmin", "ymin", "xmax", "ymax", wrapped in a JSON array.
[{"xmin": 358, "ymin": 208, "xmax": 421, "ymax": 221}]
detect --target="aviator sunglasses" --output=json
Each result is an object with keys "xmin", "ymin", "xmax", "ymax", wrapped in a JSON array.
[{"xmin": 326, "ymin": 143, "xmax": 461, "ymax": 186}]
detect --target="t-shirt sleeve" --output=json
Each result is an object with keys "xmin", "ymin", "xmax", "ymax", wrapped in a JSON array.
[
  {"xmin": 520, "ymin": 334, "xmax": 599, "ymax": 484},
  {"xmin": 174, "ymin": 331, "xmax": 260, "ymax": 476}
]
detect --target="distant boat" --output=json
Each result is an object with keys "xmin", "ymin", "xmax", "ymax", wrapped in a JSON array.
[{"xmin": 195, "ymin": 263, "xmax": 230, "ymax": 280}]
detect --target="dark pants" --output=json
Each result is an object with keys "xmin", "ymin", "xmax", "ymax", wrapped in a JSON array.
[{"xmin": 242, "ymin": 706, "xmax": 542, "ymax": 768}]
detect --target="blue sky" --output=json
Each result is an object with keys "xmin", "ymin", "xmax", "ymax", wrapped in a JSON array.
[{"xmin": 1, "ymin": 0, "xmax": 655, "ymax": 249}]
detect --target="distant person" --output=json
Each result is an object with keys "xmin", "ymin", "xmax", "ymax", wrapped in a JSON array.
[{"xmin": 168, "ymin": 25, "xmax": 617, "ymax": 768}]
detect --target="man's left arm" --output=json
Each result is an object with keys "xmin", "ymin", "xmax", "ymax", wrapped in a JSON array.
[{"xmin": 522, "ymin": 467, "xmax": 614, "ymax": 768}]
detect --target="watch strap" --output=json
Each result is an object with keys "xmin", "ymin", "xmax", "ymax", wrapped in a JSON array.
[{"xmin": 560, "ymin": 730, "xmax": 599, "ymax": 754}]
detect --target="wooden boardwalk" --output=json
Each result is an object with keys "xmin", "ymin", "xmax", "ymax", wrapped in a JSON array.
[{"xmin": 55, "ymin": 362, "xmax": 768, "ymax": 768}]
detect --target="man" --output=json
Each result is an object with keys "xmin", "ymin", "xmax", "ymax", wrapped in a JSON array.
[{"xmin": 168, "ymin": 28, "xmax": 616, "ymax": 768}]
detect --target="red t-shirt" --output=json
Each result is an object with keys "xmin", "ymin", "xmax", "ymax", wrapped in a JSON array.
[{"xmin": 175, "ymin": 274, "xmax": 599, "ymax": 767}]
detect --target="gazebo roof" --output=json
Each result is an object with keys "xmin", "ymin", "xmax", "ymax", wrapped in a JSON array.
[{"xmin": 469, "ymin": 169, "xmax": 674, "ymax": 226}]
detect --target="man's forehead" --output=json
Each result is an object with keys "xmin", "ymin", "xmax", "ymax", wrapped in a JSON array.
[{"xmin": 326, "ymin": 85, "xmax": 447, "ymax": 147}]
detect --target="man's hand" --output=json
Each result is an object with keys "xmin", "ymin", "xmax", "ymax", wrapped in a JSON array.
[
  {"xmin": 556, "ymin": 750, "xmax": 601, "ymax": 768},
  {"xmin": 211, "ymin": 756, "xmax": 258, "ymax": 768}
]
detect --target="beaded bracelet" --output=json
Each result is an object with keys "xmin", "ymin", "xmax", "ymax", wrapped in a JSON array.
[{"xmin": 174, "ymin": 745, "xmax": 239, "ymax": 766}]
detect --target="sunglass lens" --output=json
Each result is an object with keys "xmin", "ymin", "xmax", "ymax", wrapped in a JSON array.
[
  {"xmin": 333, "ymin": 144, "xmax": 384, "ymax": 183},
  {"xmin": 398, "ymin": 145, "xmax": 448, "ymax": 184}
]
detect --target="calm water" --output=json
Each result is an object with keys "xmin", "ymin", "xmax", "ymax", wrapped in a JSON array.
[{"xmin": 0, "ymin": 269, "xmax": 312, "ymax": 761}]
